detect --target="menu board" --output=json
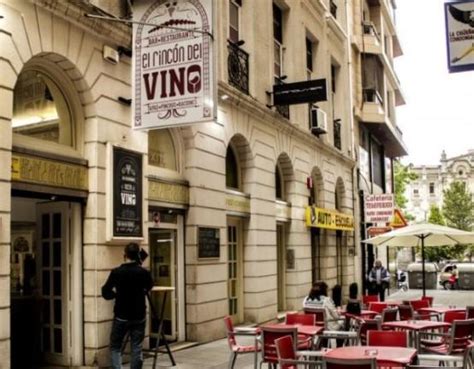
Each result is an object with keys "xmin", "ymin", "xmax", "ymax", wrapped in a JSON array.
[
  {"xmin": 113, "ymin": 147, "xmax": 143, "ymax": 237},
  {"xmin": 198, "ymin": 227, "xmax": 220, "ymax": 258}
]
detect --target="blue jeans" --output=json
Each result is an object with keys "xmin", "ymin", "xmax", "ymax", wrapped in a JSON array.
[{"xmin": 110, "ymin": 318, "xmax": 146, "ymax": 369}]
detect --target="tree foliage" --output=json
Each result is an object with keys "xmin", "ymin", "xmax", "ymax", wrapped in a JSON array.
[
  {"xmin": 424, "ymin": 205, "xmax": 453, "ymax": 262},
  {"xmin": 442, "ymin": 181, "xmax": 474, "ymax": 261},
  {"xmin": 393, "ymin": 161, "xmax": 417, "ymax": 218},
  {"xmin": 443, "ymin": 181, "xmax": 474, "ymax": 231}
]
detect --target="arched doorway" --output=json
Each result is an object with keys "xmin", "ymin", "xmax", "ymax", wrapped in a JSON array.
[{"xmin": 10, "ymin": 56, "xmax": 87, "ymax": 368}]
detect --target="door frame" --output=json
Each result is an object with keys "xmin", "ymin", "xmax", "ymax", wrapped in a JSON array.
[
  {"xmin": 276, "ymin": 223, "xmax": 286, "ymax": 312},
  {"xmin": 148, "ymin": 215, "xmax": 185, "ymax": 341},
  {"xmin": 37, "ymin": 201, "xmax": 83, "ymax": 367},
  {"xmin": 227, "ymin": 217, "xmax": 244, "ymax": 324}
]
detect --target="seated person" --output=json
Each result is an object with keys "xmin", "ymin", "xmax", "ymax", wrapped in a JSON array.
[
  {"xmin": 346, "ymin": 282, "xmax": 361, "ymax": 315},
  {"xmin": 303, "ymin": 281, "xmax": 343, "ymax": 332}
]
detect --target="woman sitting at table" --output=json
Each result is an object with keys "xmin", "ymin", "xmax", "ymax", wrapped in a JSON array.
[
  {"xmin": 303, "ymin": 281, "xmax": 344, "ymax": 332},
  {"xmin": 346, "ymin": 282, "xmax": 361, "ymax": 315}
]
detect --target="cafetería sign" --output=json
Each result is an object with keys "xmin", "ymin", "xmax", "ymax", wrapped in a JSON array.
[
  {"xmin": 133, "ymin": 0, "xmax": 215, "ymax": 130},
  {"xmin": 364, "ymin": 194, "xmax": 394, "ymax": 225},
  {"xmin": 305, "ymin": 206, "xmax": 354, "ymax": 231}
]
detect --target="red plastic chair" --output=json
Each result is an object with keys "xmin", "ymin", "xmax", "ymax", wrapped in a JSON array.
[
  {"xmin": 285, "ymin": 313, "xmax": 314, "ymax": 349},
  {"xmin": 323, "ymin": 357, "xmax": 377, "ymax": 369},
  {"xmin": 303, "ymin": 306, "xmax": 326, "ymax": 326},
  {"xmin": 285, "ymin": 313, "xmax": 315, "ymax": 326},
  {"xmin": 421, "ymin": 296, "xmax": 434, "ymax": 307},
  {"xmin": 444, "ymin": 310, "xmax": 467, "ymax": 324},
  {"xmin": 466, "ymin": 306, "xmax": 474, "ymax": 319},
  {"xmin": 409, "ymin": 299, "xmax": 437, "ymax": 320},
  {"xmin": 381, "ymin": 307, "xmax": 398, "ymax": 324},
  {"xmin": 367, "ymin": 330, "xmax": 409, "ymax": 347},
  {"xmin": 398, "ymin": 304, "xmax": 415, "ymax": 321},
  {"xmin": 261, "ymin": 326, "xmax": 298, "ymax": 367},
  {"xmin": 357, "ymin": 318, "xmax": 381, "ymax": 345},
  {"xmin": 420, "ymin": 319, "xmax": 474, "ymax": 356},
  {"xmin": 275, "ymin": 335, "xmax": 325, "ymax": 369},
  {"xmin": 368, "ymin": 302, "xmax": 388, "ymax": 314},
  {"xmin": 223, "ymin": 316, "xmax": 260, "ymax": 369},
  {"xmin": 363, "ymin": 295, "xmax": 379, "ymax": 306}
]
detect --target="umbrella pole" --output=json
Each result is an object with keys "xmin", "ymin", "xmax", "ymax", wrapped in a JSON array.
[{"xmin": 421, "ymin": 235, "xmax": 426, "ymax": 297}]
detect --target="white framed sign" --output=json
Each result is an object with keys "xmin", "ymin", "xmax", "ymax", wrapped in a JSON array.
[
  {"xmin": 364, "ymin": 194, "xmax": 394, "ymax": 225},
  {"xmin": 445, "ymin": 0, "xmax": 474, "ymax": 73},
  {"xmin": 133, "ymin": 0, "xmax": 215, "ymax": 129}
]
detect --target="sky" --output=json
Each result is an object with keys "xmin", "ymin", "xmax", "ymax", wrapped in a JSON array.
[{"xmin": 395, "ymin": 0, "xmax": 474, "ymax": 166}]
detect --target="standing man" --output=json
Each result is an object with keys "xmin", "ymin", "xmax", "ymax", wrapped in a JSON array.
[
  {"xmin": 368, "ymin": 260, "xmax": 391, "ymax": 301},
  {"xmin": 102, "ymin": 243, "xmax": 153, "ymax": 369}
]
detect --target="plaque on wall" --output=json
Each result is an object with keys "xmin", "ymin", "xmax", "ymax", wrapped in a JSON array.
[
  {"xmin": 198, "ymin": 227, "xmax": 220, "ymax": 258},
  {"xmin": 113, "ymin": 147, "xmax": 143, "ymax": 237}
]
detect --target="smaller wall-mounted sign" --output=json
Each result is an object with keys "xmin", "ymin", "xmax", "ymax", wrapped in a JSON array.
[
  {"xmin": 113, "ymin": 147, "xmax": 143, "ymax": 237},
  {"xmin": 273, "ymin": 79, "xmax": 327, "ymax": 106},
  {"xmin": 198, "ymin": 227, "xmax": 220, "ymax": 258},
  {"xmin": 305, "ymin": 206, "xmax": 354, "ymax": 231},
  {"xmin": 445, "ymin": 0, "xmax": 474, "ymax": 73},
  {"xmin": 364, "ymin": 194, "xmax": 394, "ymax": 225}
]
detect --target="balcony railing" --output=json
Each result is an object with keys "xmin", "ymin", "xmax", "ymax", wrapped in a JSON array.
[
  {"xmin": 330, "ymin": 0, "xmax": 337, "ymax": 18},
  {"xmin": 363, "ymin": 21, "xmax": 381, "ymax": 43},
  {"xmin": 227, "ymin": 40, "xmax": 249, "ymax": 95},
  {"xmin": 334, "ymin": 119, "xmax": 342, "ymax": 150},
  {"xmin": 363, "ymin": 88, "xmax": 384, "ymax": 106}
]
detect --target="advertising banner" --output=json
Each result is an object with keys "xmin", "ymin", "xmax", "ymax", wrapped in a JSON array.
[
  {"xmin": 133, "ymin": 0, "xmax": 215, "ymax": 129},
  {"xmin": 445, "ymin": 0, "xmax": 474, "ymax": 73},
  {"xmin": 305, "ymin": 206, "xmax": 354, "ymax": 231},
  {"xmin": 364, "ymin": 194, "xmax": 394, "ymax": 224},
  {"xmin": 113, "ymin": 147, "xmax": 143, "ymax": 237}
]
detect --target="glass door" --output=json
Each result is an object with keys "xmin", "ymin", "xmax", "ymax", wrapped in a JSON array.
[
  {"xmin": 227, "ymin": 218, "xmax": 243, "ymax": 323},
  {"xmin": 37, "ymin": 202, "xmax": 69, "ymax": 366},
  {"xmin": 150, "ymin": 229, "xmax": 177, "ymax": 342},
  {"xmin": 277, "ymin": 224, "xmax": 286, "ymax": 311}
]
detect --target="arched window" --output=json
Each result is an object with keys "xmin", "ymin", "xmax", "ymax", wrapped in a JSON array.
[
  {"xmin": 13, "ymin": 70, "xmax": 73, "ymax": 146},
  {"xmin": 226, "ymin": 145, "xmax": 239, "ymax": 189},
  {"xmin": 148, "ymin": 129, "xmax": 177, "ymax": 170},
  {"xmin": 275, "ymin": 165, "xmax": 283, "ymax": 200}
]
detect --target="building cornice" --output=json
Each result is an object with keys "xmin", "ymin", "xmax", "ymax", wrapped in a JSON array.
[
  {"xmin": 32, "ymin": 0, "xmax": 131, "ymax": 47},
  {"xmin": 218, "ymin": 81, "xmax": 356, "ymax": 168}
]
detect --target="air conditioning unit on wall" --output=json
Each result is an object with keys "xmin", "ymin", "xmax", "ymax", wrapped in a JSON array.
[{"xmin": 310, "ymin": 105, "xmax": 327, "ymax": 134}]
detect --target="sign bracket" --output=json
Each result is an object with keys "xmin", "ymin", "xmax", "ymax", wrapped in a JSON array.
[{"xmin": 84, "ymin": 13, "xmax": 214, "ymax": 40}]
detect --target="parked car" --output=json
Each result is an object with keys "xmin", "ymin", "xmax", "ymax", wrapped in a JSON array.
[{"xmin": 439, "ymin": 263, "xmax": 474, "ymax": 290}]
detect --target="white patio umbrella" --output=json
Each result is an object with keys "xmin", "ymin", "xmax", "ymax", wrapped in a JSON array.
[{"xmin": 363, "ymin": 223, "xmax": 474, "ymax": 296}]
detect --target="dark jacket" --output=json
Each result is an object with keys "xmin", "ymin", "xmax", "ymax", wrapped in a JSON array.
[
  {"xmin": 102, "ymin": 261, "xmax": 153, "ymax": 320},
  {"xmin": 368, "ymin": 266, "xmax": 390, "ymax": 288}
]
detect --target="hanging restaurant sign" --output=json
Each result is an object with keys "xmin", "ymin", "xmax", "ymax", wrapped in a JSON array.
[
  {"xmin": 113, "ymin": 147, "xmax": 143, "ymax": 237},
  {"xmin": 305, "ymin": 206, "xmax": 354, "ymax": 231},
  {"xmin": 133, "ymin": 0, "xmax": 215, "ymax": 130},
  {"xmin": 273, "ymin": 79, "xmax": 327, "ymax": 106},
  {"xmin": 445, "ymin": 0, "xmax": 474, "ymax": 73}
]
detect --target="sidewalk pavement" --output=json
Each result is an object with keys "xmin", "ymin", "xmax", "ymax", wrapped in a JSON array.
[{"xmin": 126, "ymin": 289, "xmax": 474, "ymax": 368}]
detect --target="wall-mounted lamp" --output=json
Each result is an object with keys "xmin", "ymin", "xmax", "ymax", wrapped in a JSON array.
[
  {"xmin": 118, "ymin": 97, "xmax": 132, "ymax": 105},
  {"xmin": 235, "ymin": 40, "xmax": 245, "ymax": 46},
  {"xmin": 220, "ymin": 94, "xmax": 229, "ymax": 100}
]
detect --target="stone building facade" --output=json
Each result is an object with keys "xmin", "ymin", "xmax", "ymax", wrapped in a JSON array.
[
  {"xmin": 0, "ymin": 0, "xmax": 397, "ymax": 367},
  {"xmin": 348, "ymin": 0, "xmax": 407, "ymax": 284},
  {"xmin": 405, "ymin": 150, "xmax": 474, "ymax": 222}
]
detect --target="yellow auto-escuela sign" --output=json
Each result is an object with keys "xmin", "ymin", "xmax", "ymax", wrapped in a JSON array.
[{"xmin": 305, "ymin": 206, "xmax": 354, "ymax": 231}]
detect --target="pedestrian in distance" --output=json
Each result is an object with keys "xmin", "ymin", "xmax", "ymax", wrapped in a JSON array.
[
  {"xmin": 102, "ymin": 243, "xmax": 153, "ymax": 369},
  {"xmin": 368, "ymin": 260, "xmax": 390, "ymax": 302}
]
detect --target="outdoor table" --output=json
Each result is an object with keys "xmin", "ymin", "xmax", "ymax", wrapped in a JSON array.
[
  {"xmin": 341, "ymin": 310, "xmax": 378, "ymax": 319},
  {"xmin": 265, "ymin": 323, "xmax": 324, "ymax": 337},
  {"xmin": 382, "ymin": 320, "xmax": 451, "ymax": 349},
  {"xmin": 418, "ymin": 307, "xmax": 466, "ymax": 315},
  {"xmin": 323, "ymin": 346, "xmax": 418, "ymax": 367}
]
